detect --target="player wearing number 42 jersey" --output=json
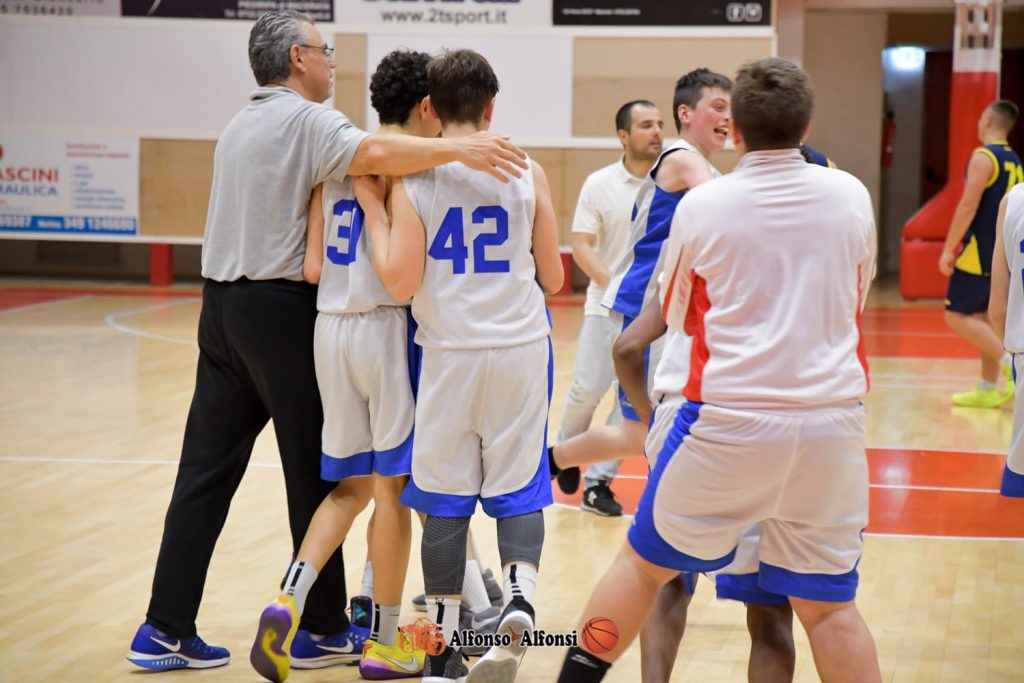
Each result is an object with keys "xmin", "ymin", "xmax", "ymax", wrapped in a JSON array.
[{"xmin": 355, "ymin": 49, "xmax": 563, "ymax": 683}]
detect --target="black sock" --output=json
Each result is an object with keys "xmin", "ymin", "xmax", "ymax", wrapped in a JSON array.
[
  {"xmin": 557, "ymin": 646, "xmax": 611, "ymax": 682},
  {"xmin": 548, "ymin": 445, "xmax": 561, "ymax": 477}
]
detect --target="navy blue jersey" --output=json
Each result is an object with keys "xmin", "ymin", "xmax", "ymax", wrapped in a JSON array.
[{"xmin": 956, "ymin": 142, "xmax": 1022, "ymax": 276}]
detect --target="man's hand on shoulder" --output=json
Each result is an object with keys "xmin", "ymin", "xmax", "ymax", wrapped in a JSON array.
[{"xmin": 454, "ymin": 132, "xmax": 528, "ymax": 182}]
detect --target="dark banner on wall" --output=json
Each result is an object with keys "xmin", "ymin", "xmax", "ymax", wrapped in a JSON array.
[
  {"xmin": 120, "ymin": 1, "xmax": 333, "ymax": 21},
  {"xmin": 553, "ymin": 0, "xmax": 770, "ymax": 26}
]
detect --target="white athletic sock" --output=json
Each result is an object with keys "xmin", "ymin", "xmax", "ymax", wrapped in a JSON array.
[
  {"xmin": 359, "ymin": 560, "xmax": 374, "ymax": 598},
  {"xmin": 427, "ymin": 597, "xmax": 462, "ymax": 649},
  {"xmin": 462, "ymin": 559, "xmax": 491, "ymax": 612},
  {"xmin": 372, "ymin": 603, "xmax": 401, "ymax": 646},
  {"xmin": 980, "ymin": 379, "xmax": 997, "ymax": 391},
  {"xmin": 502, "ymin": 562, "xmax": 538, "ymax": 605},
  {"xmin": 283, "ymin": 561, "xmax": 318, "ymax": 615},
  {"xmin": 1001, "ymin": 353, "xmax": 1012, "ymax": 367},
  {"xmin": 467, "ymin": 533, "xmax": 484, "ymax": 566}
]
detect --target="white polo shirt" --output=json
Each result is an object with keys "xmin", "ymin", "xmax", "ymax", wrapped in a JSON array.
[
  {"xmin": 660, "ymin": 148, "xmax": 877, "ymax": 409},
  {"xmin": 572, "ymin": 157, "xmax": 644, "ymax": 317}
]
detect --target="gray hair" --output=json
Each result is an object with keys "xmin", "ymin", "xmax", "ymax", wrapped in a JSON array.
[{"xmin": 248, "ymin": 10, "xmax": 311, "ymax": 86}]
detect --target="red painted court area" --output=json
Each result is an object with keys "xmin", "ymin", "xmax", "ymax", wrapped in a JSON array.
[
  {"xmin": 861, "ymin": 306, "xmax": 976, "ymax": 359},
  {"xmin": 555, "ymin": 448, "xmax": 1024, "ymax": 539}
]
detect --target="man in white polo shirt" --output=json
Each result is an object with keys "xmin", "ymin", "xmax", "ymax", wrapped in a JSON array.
[{"xmin": 555, "ymin": 100, "xmax": 663, "ymax": 516}]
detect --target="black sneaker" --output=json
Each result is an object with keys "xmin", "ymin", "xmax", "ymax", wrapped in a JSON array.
[
  {"xmin": 349, "ymin": 595, "xmax": 372, "ymax": 630},
  {"xmin": 424, "ymin": 646, "xmax": 470, "ymax": 682},
  {"xmin": 556, "ymin": 467, "xmax": 581, "ymax": 495},
  {"xmin": 581, "ymin": 483, "xmax": 623, "ymax": 516}
]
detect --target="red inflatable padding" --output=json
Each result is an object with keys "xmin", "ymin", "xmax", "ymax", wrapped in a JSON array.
[{"xmin": 899, "ymin": 238, "xmax": 950, "ymax": 300}]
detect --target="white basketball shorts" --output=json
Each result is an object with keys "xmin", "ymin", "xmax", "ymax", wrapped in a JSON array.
[
  {"xmin": 313, "ymin": 306, "xmax": 417, "ymax": 481},
  {"xmin": 401, "ymin": 338, "xmax": 553, "ymax": 519},
  {"xmin": 629, "ymin": 401, "xmax": 868, "ymax": 602}
]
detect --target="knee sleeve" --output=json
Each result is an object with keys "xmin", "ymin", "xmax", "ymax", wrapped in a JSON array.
[
  {"xmin": 422, "ymin": 516, "xmax": 471, "ymax": 595},
  {"xmin": 497, "ymin": 511, "xmax": 545, "ymax": 568}
]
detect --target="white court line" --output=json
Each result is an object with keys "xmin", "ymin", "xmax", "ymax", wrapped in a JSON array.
[
  {"xmin": 104, "ymin": 299, "xmax": 198, "ymax": 346},
  {"xmin": 861, "ymin": 330, "xmax": 959, "ymax": 338},
  {"xmin": 0, "ymin": 455, "xmax": 280, "ymax": 468},
  {"xmin": 0, "ymin": 294, "xmax": 91, "ymax": 314},
  {"xmin": 4, "ymin": 456, "xmax": 997, "ymax": 496},
  {"xmin": 607, "ymin": 473, "xmax": 1000, "ymax": 494},
  {"xmin": 4, "ymin": 457, "xmax": 1016, "ymax": 541},
  {"xmin": 867, "ymin": 443, "xmax": 1006, "ymax": 456}
]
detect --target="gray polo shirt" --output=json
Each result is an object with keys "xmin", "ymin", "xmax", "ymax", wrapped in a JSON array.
[{"xmin": 201, "ymin": 86, "xmax": 369, "ymax": 282}]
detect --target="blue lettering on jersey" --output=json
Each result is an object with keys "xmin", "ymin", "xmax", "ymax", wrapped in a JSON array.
[
  {"xmin": 428, "ymin": 205, "xmax": 510, "ymax": 274},
  {"xmin": 326, "ymin": 198, "xmax": 363, "ymax": 266}
]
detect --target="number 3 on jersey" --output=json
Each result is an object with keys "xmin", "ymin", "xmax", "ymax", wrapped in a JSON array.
[
  {"xmin": 326, "ymin": 198, "xmax": 362, "ymax": 266},
  {"xmin": 428, "ymin": 205, "xmax": 510, "ymax": 274}
]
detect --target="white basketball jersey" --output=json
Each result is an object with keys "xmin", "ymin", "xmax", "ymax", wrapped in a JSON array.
[
  {"xmin": 650, "ymin": 329, "xmax": 692, "ymax": 401},
  {"xmin": 1002, "ymin": 185, "xmax": 1024, "ymax": 353},
  {"xmin": 601, "ymin": 139, "xmax": 720, "ymax": 319},
  {"xmin": 403, "ymin": 158, "xmax": 549, "ymax": 349},
  {"xmin": 316, "ymin": 178, "xmax": 405, "ymax": 314}
]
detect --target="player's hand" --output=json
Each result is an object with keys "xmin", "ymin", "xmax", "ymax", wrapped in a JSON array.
[
  {"xmin": 354, "ymin": 175, "xmax": 387, "ymax": 214},
  {"xmin": 455, "ymin": 132, "xmax": 527, "ymax": 182},
  {"xmin": 938, "ymin": 249, "xmax": 955, "ymax": 277}
]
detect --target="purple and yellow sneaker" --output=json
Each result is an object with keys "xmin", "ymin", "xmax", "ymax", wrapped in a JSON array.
[
  {"xmin": 127, "ymin": 623, "xmax": 229, "ymax": 670},
  {"xmin": 250, "ymin": 594, "xmax": 299, "ymax": 682},
  {"xmin": 359, "ymin": 629, "xmax": 426, "ymax": 679}
]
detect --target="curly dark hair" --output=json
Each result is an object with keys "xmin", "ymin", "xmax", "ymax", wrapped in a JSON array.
[{"xmin": 370, "ymin": 49, "xmax": 433, "ymax": 125}]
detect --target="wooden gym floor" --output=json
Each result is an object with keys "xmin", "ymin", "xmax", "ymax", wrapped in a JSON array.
[{"xmin": 0, "ymin": 278, "xmax": 1022, "ymax": 682}]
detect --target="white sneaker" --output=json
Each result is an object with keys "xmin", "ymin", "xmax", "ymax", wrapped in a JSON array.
[{"xmin": 466, "ymin": 598, "xmax": 534, "ymax": 682}]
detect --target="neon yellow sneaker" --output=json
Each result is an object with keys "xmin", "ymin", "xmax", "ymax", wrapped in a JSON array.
[
  {"xmin": 358, "ymin": 629, "xmax": 426, "ymax": 679},
  {"xmin": 1002, "ymin": 361, "xmax": 1015, "ymax": 401},
  {"xmin": 249, "ymin": 594, "xmax": 299, "ymax": 682},
  {"xmin": 951, "ymin": 384, "xmax": 1004, "ymax": 408}
]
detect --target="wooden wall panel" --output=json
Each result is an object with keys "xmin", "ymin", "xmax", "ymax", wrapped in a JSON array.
[
  {"xmin": 572, "ymin": 38, "xmax": 773, "ymax": 136},
  {"xmin": 139, "ymin": 139, "xmax": 215, "ymax": 238},
  {"xmin": 334, "ymin": 34, "xmax": 368, "ymax": 128}
]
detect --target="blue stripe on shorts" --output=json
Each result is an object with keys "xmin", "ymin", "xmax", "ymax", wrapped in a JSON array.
[
  {"xmin": 715, "ymin": 572, "xmax": 790, "ymax": 606},
  {"xmin": 628, "ymin": 401, "xmax": 737, "ymax": 572},
  {"xmin": 758, "ymin": 562, "xmax": 859, "ymax": 602}
]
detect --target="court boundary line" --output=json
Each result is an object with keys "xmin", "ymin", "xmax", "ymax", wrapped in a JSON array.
[
  {"xmin": 103, "ymin": 299, "xmax": 199, "ymax": 346},
  {"xmin": 548, "ymin": 504, "xmax": 1023, "ymax": 542},
  {"xmin": 0, "ymin": 455, "xmax": 1006, "ymax": 492}
]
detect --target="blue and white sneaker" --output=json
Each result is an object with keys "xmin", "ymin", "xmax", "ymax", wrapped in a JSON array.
[
  {"xmin": 127, "ymin": 623, "xmax": 230, "ymax": 670},
  {"xmin": 289, "ymin": 622, "xmax": 370, "ymax": 669}
]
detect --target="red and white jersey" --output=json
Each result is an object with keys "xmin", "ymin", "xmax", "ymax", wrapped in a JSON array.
[{"xmin": 660, "ymin": 149, "xmax": 876, "ymax": 409}]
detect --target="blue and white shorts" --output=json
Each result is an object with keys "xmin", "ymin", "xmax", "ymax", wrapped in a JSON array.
[
  {"xmin": 630, "ymin": 401, "xmax": 868, "ymax": 602},
  {"xmin": 313, "ymin": 306, "xmax": 417, "ymax": 481},
  {"xmin": 402, "ymin": 338, "xmax": 554, "ymax": 519}
]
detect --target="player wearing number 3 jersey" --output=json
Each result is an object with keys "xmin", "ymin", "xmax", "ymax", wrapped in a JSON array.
[{"xmin": 356, "ymin": 48, "xmax": 562, "ymax": 683}]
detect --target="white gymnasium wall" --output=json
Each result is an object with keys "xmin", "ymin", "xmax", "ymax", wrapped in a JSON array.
[
  {"xmin": 2, "ymin": 18, "xmax": 255, "ymax": 137},
  {"xmin": 364, "ymin": 35, "xmax": 573, "ymax": 137}
]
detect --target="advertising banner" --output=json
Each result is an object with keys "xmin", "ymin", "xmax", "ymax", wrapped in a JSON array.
[
  {"xmin": 553, "ymin": 0, "xmax": 771, "ymax": 26},
  {"xmin": 0, "ymin": 134, "xmax": 139, "ymax": 236},
  {"xmin": 0, "ymin": 0, "xmax": 118, "ymax": 17},
  {"xmin": 336, "ymin": 0, "xmax": 549, "ymax": 29},
  {"xmin": 120, "ymin": 1, "xmax": 333, "ymax": 21}
]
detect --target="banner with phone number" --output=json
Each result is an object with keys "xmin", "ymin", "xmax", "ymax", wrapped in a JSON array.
[{"xmin": 0, "ymin": 133, "xmax": 139, "ymax": 236}]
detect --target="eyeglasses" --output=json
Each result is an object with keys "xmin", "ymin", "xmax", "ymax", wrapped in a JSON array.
[{"xmin": 300, "ymin": 43, "xmax": 335, "ymax": 58}]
